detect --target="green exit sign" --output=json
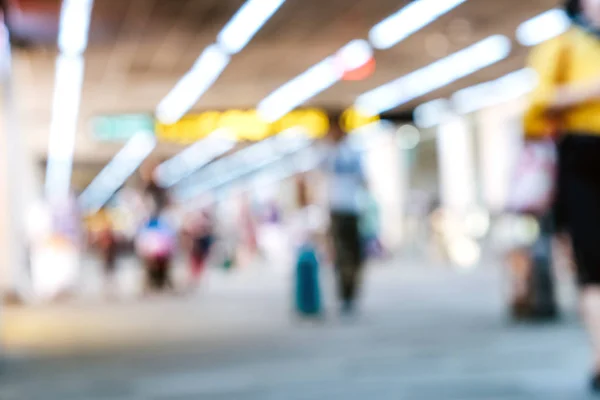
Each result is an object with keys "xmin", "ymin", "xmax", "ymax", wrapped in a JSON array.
[{"xmin": 91, "ymin": 114, "xmax": 154, "ymax": 141}]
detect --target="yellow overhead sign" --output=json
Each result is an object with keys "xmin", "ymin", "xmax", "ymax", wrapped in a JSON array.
[
  {"xmin": 340, "ymin": 107, "xmax": 380, "ymax": 133},
  {"xmin": 155, "ymin": 108, "xmax": 379, "ymax": 144},
  {"xmin": 156, "ymin": 109, "xmax": 329, "ymax": 144}
]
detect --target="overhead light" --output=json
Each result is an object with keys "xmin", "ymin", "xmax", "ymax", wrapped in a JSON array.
[
  {"xmin": 156, "ymin": 45, "xmax": 230, "ymax": 124},
  {"xmin": 79, "ymin": 132, "xmax": 156, "ymax": 213},
  {"xmin": 516, "ymin": 8, "xmax": 570, "ymax": 46},
  {"xmin": 154, "ymin": 129, "xmax": 236, "ymax": 187},
  {"xmin": 258, "ymin": 40, "xmax": 373, "ymax": 122},
  {"xmin": 337, "ymin": 39, "xmax": 373, "ymax": 71},
  {"xmin": 217, "ymin": 0, "xmax": 286, "ymax": 54},
  {"xmin": 452, "ymin": 68, "xmax": 538, "ymax": 114},
  {"xmin": 45, "ymin": 54, "xmax": 85, "ymax": 200},
  {"xmin": 58, "ymin": 0, "xmax": 94, "ymax": 56},
  {"xmin": 45, "ymin": 0, "xmax": 94, "ymax": 200},
  {"xmin": 369, "ymin": 0, "xmax": 467, "ymax": 50},
  {"xmin": 176, "ymin": 127, "xmax": 311, "ymax": 198},
  {"xmin": 413, "ymin": 68, "xmax": 537, "ymax": 128},
  {"xmin": 355, "ymin": 35, "xmax": 511, "ymax": 115},
  {"xmin": 414, "ymin": 99, "xmax": 452, "ymax": 128},
  {"xmin": 157, "ymin": 1, "xmax": 285, "ymax": 125},
  {"xmin": 257, "ymin": 57, "xmax": 339, "ymax": 122}
]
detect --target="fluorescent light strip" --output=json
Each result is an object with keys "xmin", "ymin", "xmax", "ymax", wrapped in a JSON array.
[
  {"xmin": 369, "ymin": 0, "xmax": 467, "ymax": 50},
  {"xmin": 79, "ymin": 132, "xmax": 156, "ymax": 212},
  {"xmin": 355, "ymin": 35, "xmax": 511, "ymax": 115},
  {"xmin": 58, "ymin": 0, "xmax": 94, "ymax": 56},
  {"xmin": 176, "ymin": 128, "xmax": 310, "ymax": 199},
  {"xmin": 414, "ymin": 68, "xmax": 538, "ymax": 127},
  {"xmin": 257, "ymin": 39, "xmax": 372, "ymax": 122},
  {"xmin": 156, "ymin": 0, "xmax": 286, "ymax": 124},
  {"xmin": 175, "ymin": 135, "xmax": 279, "ymax": 194},
  {"xmin": 337, "ymin": 39, "xmax": 373, "ymax": 71},
  {"xmin": 156, "ymin": 45, "xmax": 230, "ymax": 124},
  {"xmin": 154, "ymin": 129, "xmax": 236, "ymax": 187},
  {"xmin": 414, "ymin": 99, "xmax": 452, "ymax": 129},
  {"xmin": 257, "ymin": 57, "xmax": 339, "ymax": 122},
  {"xmin": 250, "ymin": 146, "xmax": 321, "ymax": 192},
  {"xmin": 45, "ymin": 54, "xmax": 85, "ymax": 200},
  {"xmin": 516, "ymin": 8, "xmax": 570, "ymax": 46},
  {"xmin": 452, "ymin": 68, "xmax": 537, "ymax": 114},
  {"xmin": 45, "ymin": 0, "xmax": 94, "ymax": 200},
  {"xmin": 217, "ymin": 0, "xmax": 286, "ymax": 54}
]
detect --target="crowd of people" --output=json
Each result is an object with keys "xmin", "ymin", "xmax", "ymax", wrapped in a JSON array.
[{"xmin": 82, "ymin": 118, "xmax": 383, "ymax": 321}]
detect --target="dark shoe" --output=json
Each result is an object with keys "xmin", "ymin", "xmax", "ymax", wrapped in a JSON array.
[
  {"xmin": 510, "ymin": 300, "xmax": 530, "ymax": 321},
  {"xmin": 590, "ymin": 373, "xmax": 600, "ymax": 393}
]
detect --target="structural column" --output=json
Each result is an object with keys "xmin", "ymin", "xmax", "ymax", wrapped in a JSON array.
[{"xmin": 0, "ymin": 24, "xmax": 35, "ymax": 296}]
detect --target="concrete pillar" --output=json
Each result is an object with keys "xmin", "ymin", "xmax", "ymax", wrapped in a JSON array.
[
  {"xmin": 436, "ymin": 114, "xmax": 477, "ymax": 212},
  {"xmin": 361, "ymin": 123, "xmax": 405, "ymax": 251},
  {"xmin": 0, "ymin": 24, "xmax": 36, "ymax": 296},
  {"xmin": 477, "ymin": 100, "xmax": 526, "ymax": 212}
]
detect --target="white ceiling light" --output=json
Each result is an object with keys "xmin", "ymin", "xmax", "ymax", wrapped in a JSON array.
[
  {"xmin": 516, "ymin": 8, "xmax": 570, "ymax": 46},
  {"xmin": 337, "ymin": 39, "xmax": 373, "ymax": 71},
  {"xmin": 176, "ymin": 128, "xmax": 310, "ymax": 199},
  {"xmin": 154, "ymin": 129, "xmax": 236, "ymax": 187},
  {"xmin": 156, "ymin": 45, "xmax": 230, "ymax": 124},
  {"xmin": 58, "ymin": 0, "xmax": 94, "ymax": 56},
  {"xmin": 217, "ymin": 0, "xmax": 286, "ymax": 54},
  {"xmin": 414, "ymin": 99, "xmax": 452, "ymax": 128},
  {"xmin": 45, "ymin": 54, "xmax": 85, "ymax": 200},
  {"xmin": 156, "ymin": 0, "xmax": 285, "ymax": 125},
  {"xmin": 355, "ymin": 35, "xmax": 511, "ymax": 115},
  {"xmin": 257, "ymin": 40, "xmax": 372, "ymax": 122},
  {"xmin": 369, "ymin": 0, "xmax": 468, "ymax": 50},
  {"xmin": 452, "ymin": 68, "xmax": 538, "ymax": 114},
  {"xmin": 45, "ymin": 0, "xmax": 94, "ymax": 201},
  {"xmin": 414, "ymin": 68, "xmax": 537, "ymax": 128},
  {"xmin": 257, "ymin": 57, "xmax": 339, "ymax": 122},
  {"xmin": 79, "ymin": 132, "xmax": 156, "ymax": 213}
]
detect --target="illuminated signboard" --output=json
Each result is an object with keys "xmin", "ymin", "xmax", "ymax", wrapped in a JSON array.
[
  {"xmin": 155, "ymin": 109, "xmax": 330, "ymax": 145},
  {"xmin": 91, "ymin": 114, "xmax": 154, "ymax": 141},
  {"xmin": 340, "ymin": 107, "xmax": 380, "ymax": 133},
  {"xmin": 93, "ymin": 108, "xmax": 379, "ymax": 144}
]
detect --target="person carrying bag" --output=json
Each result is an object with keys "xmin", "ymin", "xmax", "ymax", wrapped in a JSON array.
[{"xmin": 520, "ymin": 0, "xmax": 600, "ymax": 391}]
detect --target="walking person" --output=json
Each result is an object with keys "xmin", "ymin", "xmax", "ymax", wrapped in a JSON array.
[
  {"xmin": 524, "ymin": 0, "xmax": 600, "ymax": 390},
  {"xmin": 96, "ymin": 209, "xmax": 119, "ymax": 297},
  {"xmin": 138, "ymin": 161, "xmax": 175, "ymax": 293},
  {"xmin": 292, "ymin": 174, "xmax": 322, "ymax": 317},
  {"xmin": 323, "ymin": 118, "xmax": 367, "ymax": 314},
  {"xmin": 183, "ymin": 210, "xmax": 214, "ymax": 291}
]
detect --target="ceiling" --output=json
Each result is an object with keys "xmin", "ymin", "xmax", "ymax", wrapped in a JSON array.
[{"xmin": 7, "ymin": 0, "xmax": 561, "ymax": 163}]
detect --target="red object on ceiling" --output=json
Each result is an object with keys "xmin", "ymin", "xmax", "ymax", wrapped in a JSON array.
[{"xmin": 342, "ymin": 57, "xmax": 376, "ymax": 81}]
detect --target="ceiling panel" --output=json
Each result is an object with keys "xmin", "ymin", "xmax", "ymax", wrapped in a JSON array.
[{"xmin": 10, "ymin": 0, "xmax": 567, "ymax": 155}]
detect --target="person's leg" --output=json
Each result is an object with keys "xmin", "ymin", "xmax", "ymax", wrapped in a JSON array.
[
  {"xmin": 157, "ymin": 257, "xmax": 174, "ymax": 291},
  {"xmin": 331, "ymin": 212, "xmax": 350, "ymax": 306},
  {"xmin": 560, "ymin": 139, "xmax": 600, "ymax": 388},
  {"xmin": 336, "ymin": 214, "xmax": 362, "ymax": 311},
  {"xmin": 346, "ymin": 214, "xmax": 363, "ymax": 306},
  {"xmin": 145, "ymin": 258, "xmax": 158, "ymax": 293},
  {"xmin": 582, "ymin": 287, "xmax": 600, "ymax": 374}
]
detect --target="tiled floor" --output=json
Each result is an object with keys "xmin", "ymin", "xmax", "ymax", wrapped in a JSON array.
[{"xmin": 0, "ymin": 257, "xmax": 593, "ymax": 399}]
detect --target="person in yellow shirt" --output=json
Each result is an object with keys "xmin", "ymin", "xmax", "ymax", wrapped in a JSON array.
[{"xmin": 525, "ymin": 0, "xmax": 600, "ymax": 391}]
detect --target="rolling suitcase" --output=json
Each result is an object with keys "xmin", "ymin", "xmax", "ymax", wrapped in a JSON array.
[{"xmin": 295, "ymin": 244, "xmax": 321, "ymax": 316}]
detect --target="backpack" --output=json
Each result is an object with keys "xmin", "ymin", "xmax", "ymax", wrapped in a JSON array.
[{"xmin": 136, "ymin": 217, "xmax": 176, "ymax": 259}]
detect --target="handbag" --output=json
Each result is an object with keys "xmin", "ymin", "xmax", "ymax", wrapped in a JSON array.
[
  {"xmin": 507, "ymin": 44, "xmax": 570, "ymax": 215},
  {"xmin": 506, "ymin": 139, "xmax": 557, "ymax": 214}
]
